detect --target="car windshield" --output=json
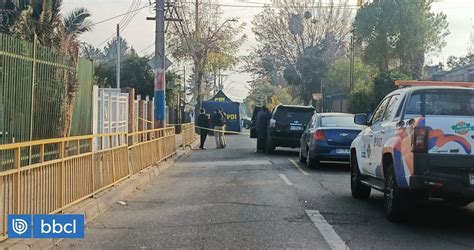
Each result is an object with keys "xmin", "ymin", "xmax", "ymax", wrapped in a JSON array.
[
  {"xmin": 405, "ymin": 90, "xmax": 474, "ymax": 117},
  {"xmin": 321, "ymin": 115, "xmax": 359, "ymax": 128},
  {"xmin": 274, "ymin": 107, "xmax": 314, "ymax": 124}
]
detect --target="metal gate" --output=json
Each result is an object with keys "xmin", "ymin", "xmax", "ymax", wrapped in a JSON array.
[{"xmin": 95, "ymin": 88, "xmax": 128, "ymax": 149}]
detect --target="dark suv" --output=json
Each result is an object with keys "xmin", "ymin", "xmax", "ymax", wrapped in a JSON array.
[{"xmin": 266, "ymin": 105, "xmax": 315, "ymax": 153}]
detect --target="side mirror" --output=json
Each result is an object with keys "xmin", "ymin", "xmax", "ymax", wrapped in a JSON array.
[{"xmin": 354, "ymin": 113, "xmax": 369, "ymax": 126}]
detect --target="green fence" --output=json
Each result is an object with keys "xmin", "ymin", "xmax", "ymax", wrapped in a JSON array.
[
  {"xmin": 0, "ymin": 33, "xmax": 93, "ymax": 144},
  {"xmin": 71, "ymin": 58, "xmax": 94, "ymax": 136}
]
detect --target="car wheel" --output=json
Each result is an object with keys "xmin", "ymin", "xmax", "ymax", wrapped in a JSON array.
[
  {"xmin": 306, "ymin": 149, "xmax": 319, "ymax": 169},
  {"xmin": 265, "ymin": 137, "xmax": 276, "ymax": 154},
  {"xmin": 350, "ymin": 153, "xmax": 371, "ymax": 199},
  {"xmin": 384, "ymin": 163, "xmax": 413, "ymax": 222},
  {"xmin": 299, "ymin": 146, "xmax": 307, "ymax": 163}
]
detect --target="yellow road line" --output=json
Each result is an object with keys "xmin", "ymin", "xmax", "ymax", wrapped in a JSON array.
[{"xmin": 289, "ymin": 158, "xmax": 310, "ymax": 176}]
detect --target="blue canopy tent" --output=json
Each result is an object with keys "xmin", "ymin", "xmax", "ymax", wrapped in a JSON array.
[{"xmin": 202, "ymin": 90, "xmax": 242, "ymax": 132}]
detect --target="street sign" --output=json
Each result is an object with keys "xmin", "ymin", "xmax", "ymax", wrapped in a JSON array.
[{"xmin": 148, "ymin": 56, "xmax": 173, "ymax": 70}]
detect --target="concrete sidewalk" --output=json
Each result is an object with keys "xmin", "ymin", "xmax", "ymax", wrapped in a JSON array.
[{"xmin": 3, "ymin": 139, "xmax": 199, "ymax": 250}]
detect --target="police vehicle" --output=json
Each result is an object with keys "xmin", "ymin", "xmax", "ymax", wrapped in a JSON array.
[{"xmin": 350, "ymin": 81, "xmax": 474, "ymax": 222}]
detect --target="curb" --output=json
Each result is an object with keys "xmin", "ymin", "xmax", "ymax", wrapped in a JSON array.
[{"xmin": 2, "ymin": 140, "xmax": 198, "ymax": 250}]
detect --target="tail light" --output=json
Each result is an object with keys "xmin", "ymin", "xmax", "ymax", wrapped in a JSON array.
[
  {"xmin": 313, "ymin": 130, "xmax": 326, "ymax": 141},
  {"xmin": 412, "ymin": 126, "xmax": 429, "ymax": 153},
  {"xmin": 269, "ymin": 119, "xmax": 276, "ymax": 128}
]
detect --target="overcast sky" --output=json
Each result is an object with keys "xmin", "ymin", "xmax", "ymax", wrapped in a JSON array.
[{"xmin": 63, "ymin": 0, "xmax": 474, "ymax": 102}]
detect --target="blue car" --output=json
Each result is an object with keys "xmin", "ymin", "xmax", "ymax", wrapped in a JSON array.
[{"xmin": 299, "ymin": 113, "xmax": 362, "ymax": 168}]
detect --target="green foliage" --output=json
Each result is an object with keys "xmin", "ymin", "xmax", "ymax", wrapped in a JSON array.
[
  {"xmin": 348, "ymin": 70, "xmax": 409, "ymax": 113},
  {"xmin": 325, "ymin": 57, "xmax": 377, "ymax": 95},
  {"xmin": 244, "ymin": 79, "xmax": 299, "ymax": 115},
  {"xmin": 103, "ymin": 36, "xmax": 130, "ymax": 62},
  {"xmin": 3, "ymin": 0, "xmax": 93, "ymax": 59},
  {"xmin": 348, "ymin": 82, "xmax": 374, "ymax": 114},
  {"xmin": 85, "ymin": 39, "xmax": 181, "ymax": 103},
  {"xmin": 166, "ymin": 1, "xmax": 247, "ymax": 107},
  {"xmin": 446, "ymin": 54, "xmax": 474, "ymax": 70},
  {"xmin": 354, "ymin": 0, "xmax": 449, "ymax": 79},
  {"xmin": 249, "ymin": 0, "xmax": 352, "ymax": 104},
  {"xmin": 284, "ymin": 44, "xmax": 330, "ymax": 104}
]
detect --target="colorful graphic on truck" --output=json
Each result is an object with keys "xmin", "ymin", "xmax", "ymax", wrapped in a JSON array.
[{"xmin": 451, "ymin": 122, "xmax": 471, "ymax": 135}]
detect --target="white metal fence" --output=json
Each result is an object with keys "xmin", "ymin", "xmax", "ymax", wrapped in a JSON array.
[{"xmin": 93, "ymin": 87, "xmax": 129, "ymax": 149}]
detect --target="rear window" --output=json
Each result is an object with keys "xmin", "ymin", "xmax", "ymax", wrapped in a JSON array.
[
  {"xmin": 321, "ymin": 115, "xmax": 359, "ymax": 128},
  {"xmin": 405, "ymin": 90, "xmax": 474, "ymax": 117},
  {"xmin": 274, "ymin": 107, "xmax": 314, "ymax": 124}
]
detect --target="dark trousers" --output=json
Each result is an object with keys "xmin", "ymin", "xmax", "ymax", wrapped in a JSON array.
[
  {"xmin": 200, "ymin": 130, "xmax": 208, "ymax": 148},
  {"xmin": 257, "ymin": 136, "xmax": 266, "ymax": 152}
]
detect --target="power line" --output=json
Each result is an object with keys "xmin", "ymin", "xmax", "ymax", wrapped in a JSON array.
[
  {"xmin": 118, "ymin": 0, "xmax": 138, "ymax": 27},
  {"xmin": 95, "ymin": 1, "xmax": 148, "ymax": 48},
  {"xmin": 120, "ymin": 0, "xmax": 143, "ymax": 33},
  {"xmin": 178, "ymin": 1, "xmax": 474, "ymax": 10},
  {"xmin": 139, "ymin": 42, "xmax": 155, "ymax": 54},
  {"xmin": 179, "ymin": 1, "xmax": 361, "ymax": 9},
  {"xmin": 92, "ymin": 3, "xmax": 152, "ymax": 26}
]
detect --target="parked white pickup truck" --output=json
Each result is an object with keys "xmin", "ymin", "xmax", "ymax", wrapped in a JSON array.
[{"xmin": 350, "ymin": 81, "xmax": 474, "ymax": 222}]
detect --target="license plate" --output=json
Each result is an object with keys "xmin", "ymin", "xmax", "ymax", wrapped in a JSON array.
[
  {"xmin": 336, "ymin": 149, "xmax": 350, "ymax": 155},
  {"xmin": 290, "ymin": 126, "xmax": 302, "ymax": 131},
  {"xmin": 470, "ymin": 174, "xmax": 474, "ymax": 185}
]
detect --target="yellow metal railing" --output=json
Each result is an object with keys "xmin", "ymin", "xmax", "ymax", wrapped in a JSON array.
[
  {"xmin": 128, "ymin": 128, "xmax": 176, "ymax": 174},
  {"xmin": 0, "ymin": 128, "xmax": 177, "ymax": 240},
  {"xmin": 181, "ymin": 123, "xmax": 197, "ymax": 149}
]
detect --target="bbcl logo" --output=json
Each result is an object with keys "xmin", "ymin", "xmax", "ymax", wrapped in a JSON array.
[{"xmin": 8, "ymin": 214, "xmax": 84, "ymax": 238}]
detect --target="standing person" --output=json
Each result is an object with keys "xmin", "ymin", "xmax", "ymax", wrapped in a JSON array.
[
  {"xmin": 189, "ymin": 109, "xmax": 195, "ymax": 123},
  {"xmin": 256, "ymin": 106, "xmax": 271, "ymax": 153},
  {"xmin": 219, "ymin": 107, "xmax": 227, "ymax": 148},
  {"xmin": 211, "ymin": 109, "xmax": 224, "ymax": 149},
  {"xmin": 197, "ymin": 108, "xmax": 210, "ymax": 150}
]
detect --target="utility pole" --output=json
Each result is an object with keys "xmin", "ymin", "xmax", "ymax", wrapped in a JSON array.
[
  {"xmin": 349, "ymin": 35, "xmax": 355, "ymax": 91},
  {"xmin": 183, "ymin": 65, "xmax": 186, "ymax": 109},
  {"xmin": 154, "ymin": 0, "xmax": 166, "ymax": 128},
  {"xmin": 195, "ymin": 0, "xmax": 201, "ymax": 111},
  {"xmin": 321, "ymin": 79, "xmax": 324, "ymax": 113},
  {"xmin": 116, "ymin": 24, "xmax": 121, "ymax": 89}
]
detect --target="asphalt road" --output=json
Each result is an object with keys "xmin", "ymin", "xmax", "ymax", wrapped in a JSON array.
[{"xmin": 57, "ymin": 135, "xmax": 474, "ymax": 249}]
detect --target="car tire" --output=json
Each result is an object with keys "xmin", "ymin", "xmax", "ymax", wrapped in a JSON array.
[
  {"xmin": 350, "ymin": 153, "xmax": 371, "ymax": 199},
  {"xmin": 306, "ymin": 149, "xmax": 319, "ymax": 169},
  {"xmin": 299, "ymin": 147, "xmax": 307, "ymax": 163},
  {"xmin": 265, "ymin": 137, "xmax": 276, "ymax": 154},
  {"xmin": 384, "ymin": 163, "xmax": 413, "ymax": 222}
]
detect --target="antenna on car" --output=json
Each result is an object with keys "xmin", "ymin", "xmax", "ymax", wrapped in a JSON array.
[{"xmin": 395, "ymin": 80, "xmax": 474, "ymax": 88}]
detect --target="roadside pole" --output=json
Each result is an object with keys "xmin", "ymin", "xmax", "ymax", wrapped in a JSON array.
[
  {"xmin": 154, "ymin": 0, "xmax": 166, "ymax": 128},
  {"xmin": 116, "ymin": 24, "xmax": 121, "ymax": 89}
]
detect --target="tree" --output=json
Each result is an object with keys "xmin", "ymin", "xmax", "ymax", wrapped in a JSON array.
[
  {"xmin": 354, "ymin": 0, "xmax": 449, "ymax": 79},
  {"xmin": 446, "ymin": 54, "xmax": 474, "ymax": 70},
  {"xmin": 206, "ymin": 52, "xmax": 238, "ymax": 94},
  {"xmin": 103, "ymin": 36, "xmax": 130, "ymax": 62},
  {"xmin": 348, "ymin": 70, "xmax": 409, "ymax": 113},
  {"xmin": 325, "ymin": 57, "xmax": 377, "ymax": 95},
  {"xmin": 80, "ymin": 42, "xmax": 105, "ymax": 63},
  {"xmin": 5, "ymin": 1, "xmax": 93, "ymax": 60},
  {"xmin": 250, "ymin": 0, "xmax": 352, "ymax": 104},
  {"xmin": 84, "ymin": 39, "xmax": 181, "ymax": 102},
  {"xmin": 244, "ymin": 78, "xmax": 299, "ymax": 115},
  {"xmin": 167, "ymin": 0, "xmax": 246, "ymax": 111},
  {"xmin": 2, "ymin": 0, "xmax": 93, "ymax": 137}
]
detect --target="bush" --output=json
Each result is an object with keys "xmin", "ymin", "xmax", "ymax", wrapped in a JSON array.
[{"xmin": 349, "ymin": 71, "xmax": 409, "ymax": 114}]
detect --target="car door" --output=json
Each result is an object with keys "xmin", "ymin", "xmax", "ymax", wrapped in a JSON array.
[
  {"xmin": 361, "ymin": 97, "xmax": 390, "ymax": 176},
  {"xmin": 370, "ymin": 95, "xmax": 400, "ymax": 177},
  {"xmin": 301, "ymin": 114, "xmax": 317, "ymax": 156}
]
